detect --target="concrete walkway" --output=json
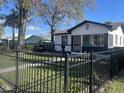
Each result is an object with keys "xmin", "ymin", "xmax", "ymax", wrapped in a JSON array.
[{"xmin": 0, "ymin": 65, "xmax": 28, "ymax": 74}]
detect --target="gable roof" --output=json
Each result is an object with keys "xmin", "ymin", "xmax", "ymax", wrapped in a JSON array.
[
  {"xmin": 54, "ymin": 20, "xmax": 124, "ymax": 35},
  {"xmin": 106, "ymin": 22, "xmax": 124, "ymax": 30},
  {"xmin": 25, "ymin": 35, "xmax": 42, "ymax": 44},
  {"xmin": 67, "ymin": 20, "xmax": 113, "ymax": 33}
]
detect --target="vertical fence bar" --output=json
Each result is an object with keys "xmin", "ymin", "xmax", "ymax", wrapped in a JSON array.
[
  {"xmin": 110, "ymin": 51, "xmax": 113, "ymax": 80},
  {"xmin": 64, "ymin": 53, "xmax": 69, "ymax": 93},
  {"xmin": 15, "ymin": 51, "xmax": 19, "ymax": 93},
  {"xmin": 89, "ymin": 52, "xmax": 93, "ymax": 93}
]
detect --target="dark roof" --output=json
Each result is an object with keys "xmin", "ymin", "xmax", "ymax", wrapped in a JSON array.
[
  {"xmin": 106, "ymin": 22, "xmax": 124, "ymax": 30},
  {"xmin": 54, "ymin": 29, "xmax": 69, "ymax": 35},
  {"xmin": 54, "ymin": 20, "xmax": 124, "ymax": 35},
  {"xmin": 25, "ymin": 35, "xmax": 42, "ymax": 44},
  {"xmin": 67, "ymin": 20, "xmax": 113, "ymax": 33}
]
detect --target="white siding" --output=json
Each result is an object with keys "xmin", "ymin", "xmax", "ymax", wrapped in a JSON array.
[
  {"xmin": 54, "ymin": 34, "xmax": 71, "ymax": 52},
  {"xmin": 54, "ymin": 23, "xmax": 124, "ymax": 52},
  {"xmin": 71, "ymin": 23, "xmax": 109, "ymax": 35},
  {"xmin": 108, "ymin": 26, "xmax": 124, "ymax": 47}
]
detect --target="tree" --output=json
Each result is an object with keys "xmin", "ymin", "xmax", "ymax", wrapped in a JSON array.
[
  {"xmin": 0, "ymin": 0, "xmax": 42, "ymax": 50},
  {"xmin": 16, "ymin": 0, "xmax": 44, "ymax": 50},
  {"xmin": 0, "ymin": 23, "xmax": 4, "ymax": 38},
  {"xmin": 4, "ymin": 10, "xmax": 19, "ymax": 49},
  {"xmin": 37, "ymin": 0, "xmax": 95, "ymax": 42}
]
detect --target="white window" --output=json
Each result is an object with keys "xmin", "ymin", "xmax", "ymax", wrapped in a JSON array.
[
  {"xmin": 120, "ymin": 36, "xmax": 122, "ymax": 45},
  {"xmin": 123, "ymin": 38, "xmax": 124, "ymax": 45},
  {"xmin": 115, "ymin": 35, "xmax": 118, "ymax": 45},
  {"xmin": 108, "ymin": 34, "xmax": 113, "ymax": 46},
  {"xmin": 86, "ymin": 24, "xmax": 90, "ymax": 30}
]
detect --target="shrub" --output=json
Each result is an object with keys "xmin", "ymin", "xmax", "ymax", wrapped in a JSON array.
[{"xmin": 25, "ymin": 45, "xmax": 34, "ymax": 51}]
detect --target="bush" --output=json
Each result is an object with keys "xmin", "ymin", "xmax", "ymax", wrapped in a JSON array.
[
  {"xmin": 25, "ymin": 45, "xmax": 34, "ymax": 51},
  {"xmin": 33, "ymin": 42, "xmax": 54, "ymax": 52}
]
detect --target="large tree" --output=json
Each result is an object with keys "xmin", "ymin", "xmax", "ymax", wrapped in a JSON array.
[
  {"xmin": 4, "ymin": 10, "xmax": 19, "ymax": 49},
  {"xmin": 37, "ymin": 0, "xmax": 95, "ymax": 42},
  {"xmin": 15, "ymin": 0, "xmax": 41, "ymax": 50},
  {"xmin": 0, "ymin": 0, "xmax": 42, "ymax": 50}
]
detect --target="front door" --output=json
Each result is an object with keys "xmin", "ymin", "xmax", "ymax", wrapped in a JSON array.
[{"xmin": 72, "ymin": 35, "xmax": 81, "ymax": 52}]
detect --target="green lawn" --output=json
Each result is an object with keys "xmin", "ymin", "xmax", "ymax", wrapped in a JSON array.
[
  {"xmin": 0, "ymin": 51, "xmax": 90, "ymax": 92},
  {"xmin": 0, "ymin": 54, "xmax": 16, "ymax": 69},
  {"xmin": 0, "ymin": 64, "xmax": 90, "ymax": 93},
  {"xmin": 105, "ymin": 71, "xmax": 124, "ymax": 93}
]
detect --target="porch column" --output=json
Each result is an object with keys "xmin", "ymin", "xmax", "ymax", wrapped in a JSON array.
[
  {"xmin": 81, "ymin": 35, "xmax": 83, "ymax": 53},
  {"xmin": 7, "ymin": 39, "xmax": 10, "ymax": 50},
  {"xmin": 71, "ymin": 35, "xmax": 73, "ymax": 52},
  {"xmin": 104, "ymin": 33, "xmax": 108, "ymax": 49}
]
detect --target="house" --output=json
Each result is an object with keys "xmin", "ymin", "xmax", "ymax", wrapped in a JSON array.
[
  {"xmin": 25, "ymin": 34, "xmax": 51, "ymax": 45},
  {"xmin": 25, "ymin": 35, "xmax": 42, "ymax": 45},
  {"xmin": 54, "ymin": 20, "xmax": 124, "ymax": 52}
]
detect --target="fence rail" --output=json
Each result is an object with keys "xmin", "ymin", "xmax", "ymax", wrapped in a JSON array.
[{"xmin": 0, "ymin": 49, "xmax": 124, "ymax": 93}]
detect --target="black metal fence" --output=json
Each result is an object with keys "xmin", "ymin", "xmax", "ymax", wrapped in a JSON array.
[{"xmin": 0, "ymin": 49, "xmax": 124, "ymax": 93}]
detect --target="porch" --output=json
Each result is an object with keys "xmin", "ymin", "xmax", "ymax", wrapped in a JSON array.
[{"xmin": 71, "ymin": 34, "xmax": 109, "ymax": 52}]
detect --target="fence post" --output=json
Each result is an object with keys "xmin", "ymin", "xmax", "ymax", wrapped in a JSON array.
[
  {"xmin": 15, "ymin": 51, "xmax": 19, "ymax": 93},
  {"xmin": 64, "ymin": 53, "xmax": 69, "ymax": 93},
  {"xmin": 89, "ymin": 52, "xmax": 94, "ymax": 93}
]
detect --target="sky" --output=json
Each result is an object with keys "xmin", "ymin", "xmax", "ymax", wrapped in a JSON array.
[{"xmin": 1, "ymin": 0, "xmax": 124, "ymax": 37}]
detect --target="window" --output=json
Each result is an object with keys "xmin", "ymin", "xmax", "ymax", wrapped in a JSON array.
[
  {"xmin": 93, "ymin": 35, "xmax": 104, "ymax": 46},
  {"xmin": 83, "ymin": 35, "xmax": 92, "ymax": 46},
  {"xmin": 115, "ymin": 35, "xmax": 118, "ymax": 45},
  {"xmin": 123, "ymin": 38, "xmax": 124, "ymax": 45},
  {"xmin": 83, "ymin": 34, "xmax": 104, "ymax": 46},
  {"xmin": 108, "ymin": 34, "xmax": 113, "ymax": 46},
  {"xmin": 61, "ymin": 35, "xmax": 68, "ymax": 45},
  {"xmin": 86, "ymin": 24, "xmax": 89, "ymax": 30},
  {"xmin": 120, "ymin": 36, "xmax": 122, "ymax": 45}
]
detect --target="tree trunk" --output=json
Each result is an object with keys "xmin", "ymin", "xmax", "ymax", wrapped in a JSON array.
[
  {"xmin": 51, "ymin": 26, "xmax": 55, "ymax": 51},
  {"xmin": 51, "ymin": 26, "xmax": 55, "ymax": 43},
  {"xmin": 12, "ymin": 28, "xmax": 15, "ymax": 49},
  {"xmin": 17, "ymin": 19, "xmax": 26, "ymax": 50}
]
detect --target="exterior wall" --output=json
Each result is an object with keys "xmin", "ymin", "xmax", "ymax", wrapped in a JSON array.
[
  {"xmin": 71, "ymin": 23, "xmax": 109, "ymax": 35},
  {"xmin": 54, "ymin": 23, "xmax": 124, "ymax": 52},
  {"xmin": 71, "ymin": 23, "xmax": 110, "ymax": 51},
  {"xmin": 54, "ymin": 34, "xmax": 71, "ymax": 52},
  {"xmin": 108, "ymin": 26, "xmax": 124, "ymax": 48}
]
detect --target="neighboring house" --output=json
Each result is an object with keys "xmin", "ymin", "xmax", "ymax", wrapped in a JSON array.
[
  {"xmin": 54, "ymin": 20, "xmax": 124, "ymax": 52},
  {"xmin": 25, "ymin": 34, "xmax": 51, "ymax": 45},
  {"xmin": 25, "ymin": 35, "xmax": 42, "ymax": 45}
]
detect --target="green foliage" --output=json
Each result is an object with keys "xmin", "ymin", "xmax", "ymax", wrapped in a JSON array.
[
  {"xmin": 25, "ymin": 45, "xmax": 34, "ymax": 51},
  {"xmin": 4, "ymin": 9, "xmax": 19, "ymax": 28},
  {"xmin": 22, "ymin": 0, "xmax": 33, "ymax": 11},
  {"xmin": 68, "ymin": 85, "xmax": 81, "ymax": 93},
  {"xmin": 0, "ymin": 23, "xmax": 5, "ymax": 38}
]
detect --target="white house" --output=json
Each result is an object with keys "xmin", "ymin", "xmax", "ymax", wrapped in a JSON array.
[{"xmin": 54, "ymin": 20, "xmax": 124, "ymax": 52}]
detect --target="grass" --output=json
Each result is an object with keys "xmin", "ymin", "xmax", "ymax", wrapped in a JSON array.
[
  {"xmin": 0, "ymin": 51, "xmax": 90, "ymax": 92},
  {"xmin": 1, "ymin": 64, "xmax": 90, "ymax": 92},
  {"xmin": 105, "ymin": 70, "xmax": 124, "ymax": 93},
  {"xmin": 0, "ymin": 54, "xmax": 16, "ymax": 69}
]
